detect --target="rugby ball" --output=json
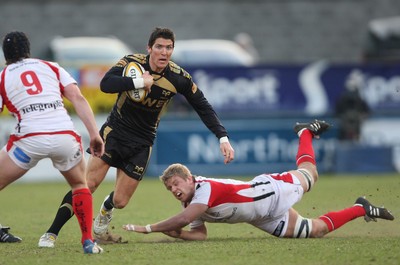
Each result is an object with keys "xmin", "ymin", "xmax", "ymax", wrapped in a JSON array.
[{"xmin": 123, "ymin": 62, "xmax": 148, "ymax": 102}]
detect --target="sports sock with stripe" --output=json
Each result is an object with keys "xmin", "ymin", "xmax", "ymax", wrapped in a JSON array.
[
  {"xmin": 296, "ymin": 129, "xmax": 316, "ymax": 166},
  {"xmin": 72, "ymin": 188, "xmax": 94, "ymax": 243},
  {"xmin": 319, "ymin": 205, "xmax": 365, "ymax": 232}
]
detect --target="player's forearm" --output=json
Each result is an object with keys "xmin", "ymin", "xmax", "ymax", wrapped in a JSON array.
[
  {"xmin": 125, "ymin": 215, "xmax": 191, "ymax": 235},
  {"xmin": 151, "ymin": 215, "xmax": 192, "ymax": 233},
  {"xmin": 162, "ymin": 229, "xmax": 206, "ymax": 241},
  {"xmin": 71, "ymin": 95, "xmax": 99, "ymax": 137},
  {"xmin": 100, "ymin": 72, "xmax": 135, "ymax": 93}
]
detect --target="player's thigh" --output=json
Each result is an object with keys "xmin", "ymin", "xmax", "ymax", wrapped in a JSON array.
[
  {"xmin": 283, "ymin": 208, "xmax": 300, "ymax": 237},
  {"xmin": 50, "ymin": 134, "xmax": 83, "ymax": 172},
  {"xmin": 60, "ymin": 158, "xmax": 87, "ymax": 190},
  {"xmin": 113, "ymin": 169, "xmax": 140, "ymax": 208},
  {"xmin": 0, "ymin": 148, "xmax": 28, "ymax": 189},
  {"xmin": 86, "ymin": 155, "xmax": 110, "ymax": 192}
]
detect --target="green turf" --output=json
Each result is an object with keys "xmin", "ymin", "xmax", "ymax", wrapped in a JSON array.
[{"xmin": 0, "ymin": 174, "xmax": 399, "ymax": 265}]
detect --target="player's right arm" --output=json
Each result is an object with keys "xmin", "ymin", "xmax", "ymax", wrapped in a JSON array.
[
  {"xmin": 162, "ymin": 223, "xmax": 207, "ymax": 241},
  {"xmin": 100, "ymin": 55, "xmax": 153, "ymax": 93},
  {"xmin": 63, "ymin": 83, "xmax": 104, "ymax": 157},
  {"xmin": 100, "ymin": 65, "xmax": 136, "ymax": 93},
  {"xmin": 123, "ymin": 203, "xmax": 208, "ymax": 240}
]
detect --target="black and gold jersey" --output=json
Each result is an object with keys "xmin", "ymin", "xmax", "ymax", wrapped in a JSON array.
[{"xmin": 99, "ymin": 54, "xmax": 228, "ymax": 146}]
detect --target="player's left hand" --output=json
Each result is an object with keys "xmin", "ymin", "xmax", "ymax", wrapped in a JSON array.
[
  {"xmin": 220, "ymin": 141, "xmax": 234, "ymax": 164},
  {"xmin": 123, "ymin": 224, "xmax": 149, "ymax": 234},
  {"xmin": 90, "ymin": 136, "xmax": 105, "ymax": 158}
]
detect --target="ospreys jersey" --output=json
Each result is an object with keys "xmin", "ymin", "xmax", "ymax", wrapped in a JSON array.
[{"xmin": 100, "ymin": 54, "xmax": 228, "ymax": 145}]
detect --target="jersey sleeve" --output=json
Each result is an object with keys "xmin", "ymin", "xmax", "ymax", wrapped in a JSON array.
[
  {"xmin": 100, "ymin": 55, "xmax": 139, "ymax": 93},
  {"xmin": 177, "ymin": 68, "xmax": 228, "ymax": 139},
  {"xmin": 188, "ymin": 182, "xmax": 211, "ymax": 228},
  {"xmin": 58, "ymin": 66, "xmax": 77, "ymax": 87}
]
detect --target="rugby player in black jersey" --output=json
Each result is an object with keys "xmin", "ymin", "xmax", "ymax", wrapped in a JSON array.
[{"xmin": 38, "ymin": 27, "xmax": 235, "ymax": 247}]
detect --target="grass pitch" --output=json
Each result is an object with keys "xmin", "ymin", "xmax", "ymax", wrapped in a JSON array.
[{"xmin": 0, "ymin": 174, "xmax": 399, "ymax": 265}]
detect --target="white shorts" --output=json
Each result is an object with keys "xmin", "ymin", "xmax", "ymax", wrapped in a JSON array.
[
  {"xmin": 4, "ymin": 132, "xmax": 83, "ymax": 171},
  {"xmin": 249, "ymin": 173, "xmax": 304, "ymax": 237}
]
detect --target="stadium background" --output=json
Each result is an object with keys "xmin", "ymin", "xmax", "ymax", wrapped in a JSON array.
[
  {"xmin": 0, "ymin": 0, "xmax": 399, "ymax": 181},
  {"xmin": 1, "ymin": 0, "xmax": 399, "ymax": 64}
]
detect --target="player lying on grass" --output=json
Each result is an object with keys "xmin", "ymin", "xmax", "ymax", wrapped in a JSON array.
[{"xmin": 123, "ymin": 120, "xmax": 394, "ymax": 240}]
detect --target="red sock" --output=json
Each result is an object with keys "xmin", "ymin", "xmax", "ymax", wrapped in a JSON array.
[
  {"xmin": 319, "ymin": 205, "xmax": 366, "ymax": 232},
  {"xmin": 72, "ymin": 188, "xmax": 93, "ymax": 244},
  {"xmin": 296, "ymin": 130, "xmax": 316, "ymax": 166}
]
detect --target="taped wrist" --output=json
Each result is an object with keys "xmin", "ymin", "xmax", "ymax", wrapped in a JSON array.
[
  {"xmin": 219, "ymin": 136, "xmax": 229, "ymax": 144},
  {"xmin": 132, "ymin": 78, "xmax": 144, "ymax": 88},
  {"xmin": 145, "ymin": 224, "xmax": 152, "ymax": 233}
]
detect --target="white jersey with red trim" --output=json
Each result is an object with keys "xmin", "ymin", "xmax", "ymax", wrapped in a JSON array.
[
  {"xmin": 188, "ymin": 172, "xmax": 303, "ymax": 229},
  {"xmin": 0, "ymin": 58, "xmax": 75, "ymax": 135}
]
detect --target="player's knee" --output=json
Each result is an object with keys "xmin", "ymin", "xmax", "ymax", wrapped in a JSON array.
[
  {"xmin": 87, "ymin": 179, "xmax": 100, "ymax": 193},
  {"xmin": 112, "ymin": 197, "xmax": 129, "ymax": 209},
  {"xmin": 293, "ymin": 216, "xmax": 313, "ymax": 238},
  {"xmin": 310, "ymin": 219, "xmax": 329, "ymax": 238},
  {"xmin": 297, "ymin": 167, "xmax": 317, "ymax": 192}
]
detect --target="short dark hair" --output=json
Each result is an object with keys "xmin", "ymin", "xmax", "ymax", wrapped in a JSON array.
[
  {"xmin": 2, "ymin": 31, "xmax": 31, "ymax": 65},
  {"xmin": 147, "ymin": 27, "xmax": 175, "ymax": 48}
]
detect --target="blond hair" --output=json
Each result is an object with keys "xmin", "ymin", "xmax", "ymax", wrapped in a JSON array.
[{"xmin": 159, "ymin": 163, "xmax": 192, "ymax": 184}]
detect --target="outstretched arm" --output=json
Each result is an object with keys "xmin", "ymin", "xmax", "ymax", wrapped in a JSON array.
[
  {"xmin": 63, "ymin": 83, "xmax": 104, "ymax": 158},
  {"xmin": 219, "ymin": 136, "xmax": 235, "ymax": 164},
  {"xmin": 123, "ymin": 203, "xmax": 208, "ymax": 240},
  {"xmin": 183, "ymin": 87, "xmax": 235, "ymax": 164},
  {"xmin": 162, "ymin": 223, "xmax": 207, "ymax": 241}
]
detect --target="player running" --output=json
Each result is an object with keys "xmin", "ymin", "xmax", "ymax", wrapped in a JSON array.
[{"xmin": 38, "ymin": 27, "xmax": 234, "ymax": 247}]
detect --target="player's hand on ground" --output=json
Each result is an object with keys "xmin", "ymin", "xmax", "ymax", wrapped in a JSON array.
[{"xmin": 123, "ymin": 224, "xmax": 149, "ymax": 234}]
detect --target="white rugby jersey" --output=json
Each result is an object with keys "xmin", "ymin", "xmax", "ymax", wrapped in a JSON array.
[
  {"xmin": 0, "ymin": 58, "xmax": 76, "ymax": 135},
  {"xmin": 188, "ymin": 174, "xmax": 292, "ymax": 228}
]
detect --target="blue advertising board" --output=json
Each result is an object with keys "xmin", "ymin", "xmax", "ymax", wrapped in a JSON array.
[
  {"xmin": 147, "ymin": 118, "xmax": 338, "ymax": 177},
  {"xmin": 170, "ymin": 61, "xmax": 400, "ymax": 117}
]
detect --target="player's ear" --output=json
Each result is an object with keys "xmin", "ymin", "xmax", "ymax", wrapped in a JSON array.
[{"xmin": 188, "ymin": 176, "xmax": 195, "ymax": 184}]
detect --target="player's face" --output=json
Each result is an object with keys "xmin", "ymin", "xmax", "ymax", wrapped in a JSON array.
[
  {"xmin": 147, "ymin": 38, "xmax": 174, "ymax": 73},
  {"xmin": 164, "ymin": 175, "xmax": 195, "ymax": 203}
]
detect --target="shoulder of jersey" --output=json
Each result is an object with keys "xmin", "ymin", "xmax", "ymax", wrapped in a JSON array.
[
  {"xmin": 116, "ymin": 54, "xmax": 146, "ymax": 69},
  {"xmin": 123, "ymin": 61, "xmax": 145, "ymax": 78},
  {"xmin": 127, "ymin": 54, "xmax": 147, "ymax": 64},
  {"xmin": 168, "ymin": 60, "xmax": 192, "ymax": 80}
]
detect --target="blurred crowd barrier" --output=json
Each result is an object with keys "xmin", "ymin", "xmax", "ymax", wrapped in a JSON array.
[
  {"xmin": 0, "ymin": 115, "xmax": 398, "ymax": 183},
  {"xmin": 1, "ymin": 61, "xmax": 399, "ymax": 181},
  {"xmin": 55, "ymin": 61, "xmax": 400, "ymax": 118},
  {"xmin": 2, "ymin": 60, "xmax": 399, "ymax": 117}
]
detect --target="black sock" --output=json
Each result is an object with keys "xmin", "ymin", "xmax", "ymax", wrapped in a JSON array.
[
  {"xmin": 103, "ymin": 191, "xmax": 115, "ymax": 211},
  {"xmin": 47, "ymin": 191, "xmax": 74, "ymax": 235}
]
